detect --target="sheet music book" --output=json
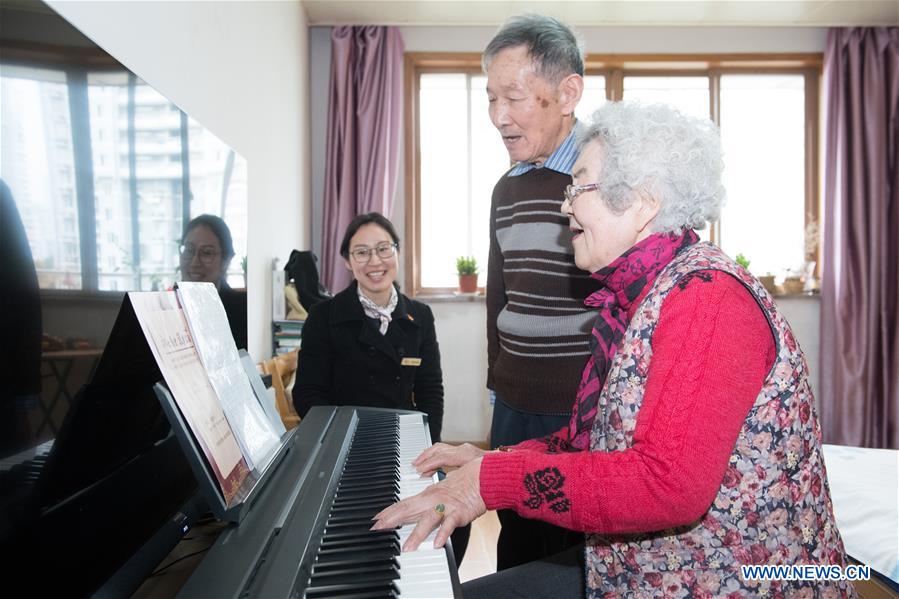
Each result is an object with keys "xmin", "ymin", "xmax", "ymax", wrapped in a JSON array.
[
  {"xmin": 175, "ymin": 283, "xmax": 280, "ymax": 470},
  {"xmin": 128, "ymin": 292, "xmax": 248, "ymax": 506},
  {"xmin": 239, "ymin": 350, "xmax": 287, "ymax": 438}
]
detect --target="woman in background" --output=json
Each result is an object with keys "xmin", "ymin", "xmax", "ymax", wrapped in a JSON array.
[
  {"xmin": 180, "ymin": 214, "xmax": 247, "ymax": 349},
  {"xmin": 293, "ymin": 213, "xmax": 468, "ymax": 562},
  {"xmin": 292, "ymin": 212, "xmax": 444, "ymax": 441}
]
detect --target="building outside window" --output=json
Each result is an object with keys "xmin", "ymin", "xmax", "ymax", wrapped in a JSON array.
[{"xmin": 1, "ymin": 63, "xmax": 248, "ymax": 292}]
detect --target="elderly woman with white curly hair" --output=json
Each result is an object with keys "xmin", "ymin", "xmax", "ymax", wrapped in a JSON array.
[{"xmin": 373, "ymin": 101, "xmax": 853, "ymax": 597}]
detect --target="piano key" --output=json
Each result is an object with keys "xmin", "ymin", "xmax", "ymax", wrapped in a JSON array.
[
  {"xmin": 327, "ymin": 512, "xmax": 385, "ymax": 524},
  {"xmin": 308, "ymin": 591, "xmax": 397, "ymax": 599},
  {"xmin": 330, "ymin": 494, "xmax": 397, "ymax": 509},
  {"xmin": 319, "ymin": 536, "xmax": 400, "ymax": 554},
  {"xmin": 310, "ymin": 570, "xmax": 400, "ymax": 585},
  {"xmin": 394, "ymin": 525, "xmax": 455, "ymax": 598},
  {"xmin": 340, "ymin": 465, "xmax": 399, "ymax": 478},
  {"xmin": 310, "ymin": 563, "xmax": 400, "ymax": 584},
  {"xmin": 320, "ymin": 528, "xmax": 399, "ymax": 542},
  {"xmin": 318, "ymin": 412, "xmax": 453, "ymax": 599},
  {"xmin": 338, "ymin": 479, "xmax": 400, "ymax": 493},
  {"xmin": 305, "ymin": 580, "xmax": 400, "ymax": 598}
]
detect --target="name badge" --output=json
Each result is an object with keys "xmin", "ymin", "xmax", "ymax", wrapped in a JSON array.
[{"xmin": 401, "ymin": 357, "xmax": 422, "ymax": 367}]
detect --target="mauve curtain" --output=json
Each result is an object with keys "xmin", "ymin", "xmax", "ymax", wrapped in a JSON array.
[
  {"xmin": 820, "ymin": 27, "xmax": 899, "ymax": 449},
  {"xmin": 321, "ymin": 26, "xmax": 404, "ymax": 292}
]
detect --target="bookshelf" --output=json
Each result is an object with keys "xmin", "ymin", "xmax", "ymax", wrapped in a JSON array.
[{"xmin": 272, "ymin": 320, "xmax": 304, "ymax": 356}]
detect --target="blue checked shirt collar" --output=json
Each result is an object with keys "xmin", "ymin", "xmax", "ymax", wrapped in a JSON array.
[{"xmin": 506, "ymin": 121, "xmax": 582, "ymax": 177}]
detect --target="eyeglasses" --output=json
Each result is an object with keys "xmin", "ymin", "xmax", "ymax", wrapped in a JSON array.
[
  {"xmin": 349, "ymin": 242, "xmax": 398, "ymax": 264},
  {"xmin": 179, "ymin": 243, "xmax": 220, "ymax": 264},
  {"xmin": 563, "ymin": 182, "xmax": 601, "ymax": 205}
]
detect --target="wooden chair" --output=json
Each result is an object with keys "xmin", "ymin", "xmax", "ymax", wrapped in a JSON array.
[{"xmin": 260, "ymin": 350, "xmax": 301, "ymax": 430}]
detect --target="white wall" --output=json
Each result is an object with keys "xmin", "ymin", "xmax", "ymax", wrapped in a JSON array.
[
  {"xmin": 776, "ymin": 296, "xmax": 821, "ymax": 401},
  {"xmin": 400, "ymin": 25, "xmax": 827, "ymax": 53},
  {"xmin": 50, "ymin": 0, "xmax": 310, "ymax": 362},
  {"xmin": 312, "ymin": 25, "xmax": 827, "ymax": 442},
  {"xmin": 430, "ymin": 301, "xmax": 492, "ymax": 442}
]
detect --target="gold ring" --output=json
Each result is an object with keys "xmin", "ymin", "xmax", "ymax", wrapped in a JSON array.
[{"xmin": 434, "ymin": 503, "xmax": 445, "ymax": 518}]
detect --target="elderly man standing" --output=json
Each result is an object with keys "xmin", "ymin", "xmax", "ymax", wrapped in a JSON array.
[{"xmin": 484, "ymin": 14, "xmax": 596, "ymax": 570}]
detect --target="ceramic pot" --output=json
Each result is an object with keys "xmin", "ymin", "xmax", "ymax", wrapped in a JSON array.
[
  {"xmin": 458, "ymin": 274, "xmax": 478, "ymax": 293},
  {"xmin": 782, "ymin": 276, "xmax": 804, "ymax": 295},
  {"xmin": 758, "ymin": 275, "xmax": 777, "ymax": 295}
]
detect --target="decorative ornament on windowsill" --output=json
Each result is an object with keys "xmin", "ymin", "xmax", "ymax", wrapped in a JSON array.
[
  {"xmin": 758, "ymin": 273, "xmax": 777, "ymax": 295},
  {"xmin": 455, "ymin": 256, "xmax": 479, "ymax": 294},
  {"xmin": 736, "ymin": 252, "xmax": 777, "ymax": 295},
  {"xmin": 802, "ymin": 219, "xmax": 820, "ymax": 294},
  {"xmin": 780, "ymin": 219, "xmax": 822, "ymax": 296},
  {"xmin": 781, "ymin": 273, "xmax": 805, "ymax": 295}
]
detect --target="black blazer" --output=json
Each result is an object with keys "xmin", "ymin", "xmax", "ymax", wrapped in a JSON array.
[
  {"xmin": 292, "ymin": 281, "xmax": 444, "ymax": 441},
  {"xmin": 219, "ymin": 284, "xmax": 248, "ymax": 350}
]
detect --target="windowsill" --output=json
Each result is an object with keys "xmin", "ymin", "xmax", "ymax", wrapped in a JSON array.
[
  {"xmin": 773, "ymin": 292, "xmax": 820, "ymax": 300},
  {"xmin": 40, "ymin": 289, "xmax": 126, "ymax": 303},
  {"xmin": 415, "ymin": 292, "xmax": 486, "ymax": 304},
  {"xmin": 416, "ymin": 291, "xmax": 818, "ymax": 304},
  {"xmin": 39, "ymin": 287, "xmax": 246, "ymax": 303}
]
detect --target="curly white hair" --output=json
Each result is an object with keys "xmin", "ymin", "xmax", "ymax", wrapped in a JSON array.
[{"xmin": 578, "ymin": 101, "xmax": 726, "ymax": 233}]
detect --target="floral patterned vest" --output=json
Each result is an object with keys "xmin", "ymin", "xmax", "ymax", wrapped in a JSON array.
[{"xmin": 585, "ymin": 243, "xmax": 854, "ymax": 598}]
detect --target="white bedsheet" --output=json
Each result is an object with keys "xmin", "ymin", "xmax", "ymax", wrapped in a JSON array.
[{"xmin": 822, "ymin": 444, "xmax": 899, "ymax": 583}]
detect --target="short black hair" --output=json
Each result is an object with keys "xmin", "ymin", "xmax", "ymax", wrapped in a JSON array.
[
  {"xmin": 182, "ymin": 214, "xmax": 235, "ymax": 260},
  {"xmin": 339, "ymin": 212, "xmax": 400, "ymax": 259}
]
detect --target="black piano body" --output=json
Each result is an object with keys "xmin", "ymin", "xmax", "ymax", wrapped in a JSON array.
[{"xmin": 173, "ymin": 404, "xmax": 463, "ymax": 598}]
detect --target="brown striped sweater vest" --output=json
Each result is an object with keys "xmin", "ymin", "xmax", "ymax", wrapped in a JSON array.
[{"xmin": 486, "ymin": 167, "xmax": 599, "ymax": 414}]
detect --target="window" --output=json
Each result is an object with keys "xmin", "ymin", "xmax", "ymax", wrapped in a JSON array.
[
  {"xmin": 577, "ymin": 75, "xmax": 607, "ymax": 121},
  {"xmin": 406, "ymin": 53, "xmax": 821, "ymax": 295},
  {"xmin": 0, "ymin": 65, "xmax": 82, "ymax": 289},
  {"xmin": 1, "ymin": 63, "xmax": 248, "ymax": 292},
  {"xmin": 623, "ymin": 76, "xmax": 710, "ymax": 119},
  {"xmin": 719, "ymin": 74, "xmax": 808, "ymax": 275},
  {"xmin": 416, "ymin": 71, "xmax": 505, "ymax": 290}
]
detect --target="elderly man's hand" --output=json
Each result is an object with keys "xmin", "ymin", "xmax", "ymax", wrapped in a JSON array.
[
  {"xmin": 371, "ymin": 457, "xmax": 486, "ymax": 552},
  {"xmin": 412, "ymin": 442, "xmax": 487, "ymax": 476}
]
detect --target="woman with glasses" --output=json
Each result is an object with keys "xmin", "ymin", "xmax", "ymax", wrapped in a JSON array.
[
  {"xmin": 373, "ymin": 102, "xmax": 852, "ymax": 597},
  {"xmin": 295, "ymin": 212, "xmax": 470, "ymax": 564},
  {"xmin": 180, "ymin": 214, "xmax": 247, "ymax": 349},
  {"xmin": 292, "ymin": 212, "xmax": 445, "ymax": 442}
]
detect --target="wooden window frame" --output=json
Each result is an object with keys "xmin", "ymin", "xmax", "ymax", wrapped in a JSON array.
[
  {"xmin": 404, "ymin": 53, "xmax": 485, "ymax": 297},
  {"xmin": 405, "ymin": 52, "xmax": 823, "ymax": 297}
]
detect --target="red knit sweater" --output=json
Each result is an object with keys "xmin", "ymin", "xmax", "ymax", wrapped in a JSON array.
[{"xmin": 479, "ymin": 270, "xmax": 776, "ymax": 534}]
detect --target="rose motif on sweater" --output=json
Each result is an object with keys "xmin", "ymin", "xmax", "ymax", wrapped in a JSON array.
[
  {"xmin": 543, "ymin": 434, "xmax": 571, "ymax": 453},
  {"xmin": 522, "ymin": 467, "xmax": 570, "ymax": 513},
  {"xmin": 676, "ymin": 270, "xmax": 712, "ymax": 290}
]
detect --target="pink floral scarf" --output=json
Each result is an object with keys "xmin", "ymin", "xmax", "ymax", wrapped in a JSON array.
[{"xmin": 568, "ymin": 229, "xmax": 699, "ymax": 449}]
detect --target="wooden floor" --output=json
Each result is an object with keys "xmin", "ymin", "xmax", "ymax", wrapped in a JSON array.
[
  {"xmin": 458, "ymin": 510, "xmax": 500, "ymax": 584},
  {"xmin": 853, "ymin": 568, "xmax": 899, "ymax": 598}
]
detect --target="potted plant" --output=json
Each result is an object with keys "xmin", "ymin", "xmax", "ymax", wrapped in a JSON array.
[
  {"xmin": 455, "ymin": 256, "xmax": 479, "ymax": 293},
  {"xmin": 737, "ymin": 252, "xmax": 776, "ymax": 295},
  {"xmin": 758, "ymin": 272, "xmax": 777, "ymax": 295}
]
